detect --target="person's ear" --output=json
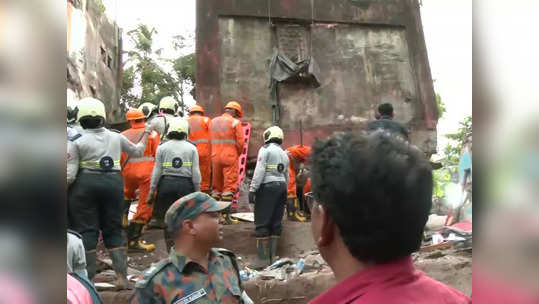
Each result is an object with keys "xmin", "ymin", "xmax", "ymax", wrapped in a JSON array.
[
  {"xmin": 182, "ymin": 220, "xmax": 196, "ymax": 236},
  {"xmin": 316, "ymin": 205, "xmax": 335, "ymax": 247}
]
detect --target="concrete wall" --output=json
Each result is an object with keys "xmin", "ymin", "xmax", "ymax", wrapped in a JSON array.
[
  {"xmin": 197, "ymin": 0, "xmax": 438, "ymax": 157},
  {"xmin": 67, "ymin": 0, "xmax": 123, "ymax": 124}
]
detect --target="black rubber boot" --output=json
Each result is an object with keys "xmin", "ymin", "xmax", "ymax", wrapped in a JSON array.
[
  {"xmin": 287, "ymin": 198, "xmax": 307, "ymax": 222},
  {"xmin": 85, "ymin": 251, "xmax": 97, "ymax": 281},
  {"xmin": 287, "ymin": 198, "xmax": 295, "ymax": 220},
  {"xmin": 270, "ymin": 236, "xmax": 279, "ymax": 264},
  {"xmin": 221, "ymin": 195, "xmax": 239, "ymax": 225},
  {"xmin": 249, "ymin": 237, "xmax": 271, "ymax": 270},
  {"xmin": 109, "ymin": 248, "xmax": 132, "ymax": 290},
  {"xmin": 127, "ymin": 222, "xmax": 155, "ymax": 253}
]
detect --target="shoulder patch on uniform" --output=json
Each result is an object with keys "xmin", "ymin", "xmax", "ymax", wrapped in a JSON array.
[
  {"xmin": 67, "ymin": 229, "xmax": 82, "ymax": 239},
  {"xmin": 135, "ymin": 259, "xmax": 172, "ymax": 288},
  {"xmin": 68, "ymin": 133, "xmax": 82, "ymax": 142}
]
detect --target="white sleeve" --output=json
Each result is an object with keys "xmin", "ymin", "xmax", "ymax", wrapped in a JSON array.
[
  {"xmin": 67, "ymin": 141, "xmax": 79, "ymax": 186},
  {"xmin": 192, "ymin": 148, "xmax": 201, "ymax": 191},
  {"xmin": 150, "ymin": 147, "xmax": 164, "ymax": 194}
]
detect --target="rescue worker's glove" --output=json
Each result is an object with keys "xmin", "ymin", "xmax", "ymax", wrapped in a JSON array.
[{"xmin": 249, "ymin": 192, "xmax": 256, "ymax": 205}]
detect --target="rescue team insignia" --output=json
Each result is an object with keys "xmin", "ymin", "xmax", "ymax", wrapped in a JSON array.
[
  {"xmin": 100, "ymin": 156, "xmax": 114, "ymax": 169},
  {"xmin": 172, "ymin": 157, "xmax": 183, "ymax": 168},
  {"xmin": 277, "ymin": 163, "xmax": 285, "ymax": 172},
  {"xmin": 173, "ymin": 288, "xmax": 207, "ymax": 304}
]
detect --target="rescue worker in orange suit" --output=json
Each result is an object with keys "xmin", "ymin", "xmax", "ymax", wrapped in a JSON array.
[
  {"xmin": 121, "ymin": 109, "xmax": 160, "ymax": 252},
  {"xmin": 286, "ymin": 145, "xmax": 311, "ymax": 222},
  {"xmin": 187, "ymin": 105, "xmax": 211, "ymax": 194},
  {"xmin": 209, "ymin": 101, "xmax": 245, "ymax": 224}
]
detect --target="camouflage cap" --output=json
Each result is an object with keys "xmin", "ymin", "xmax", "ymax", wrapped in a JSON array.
[{"xmin": 165, "ymin": 192, "xmax": 230, "ymax": 232}]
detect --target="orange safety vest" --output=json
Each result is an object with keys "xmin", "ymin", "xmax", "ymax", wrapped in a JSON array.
[
  {"xmin": 187, "ymin": 114, "xmax": 211, "ymax": 158},
  {"xmin": 120, "ymin": 121, "xmax": 159, "ymax": 172},
  {"xmin": 210, "ymin": 113, "xmax": 245, "ymax": 163}
]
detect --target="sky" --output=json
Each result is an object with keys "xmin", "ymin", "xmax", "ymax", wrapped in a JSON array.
[{"xmin": 102, "ymin": 0, "xmax": 471, "ymax": 152}]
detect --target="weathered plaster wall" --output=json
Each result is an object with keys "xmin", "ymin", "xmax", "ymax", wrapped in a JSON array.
[{"xmin": 197, "ymin": 0, "xmax": 438, "ymax": 157}]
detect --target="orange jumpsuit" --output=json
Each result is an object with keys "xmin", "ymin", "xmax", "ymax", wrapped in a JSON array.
[
  {"xmin": 121, "ymin": 121, "xmax": 160, "ymax": 223},
  {"xmin": 286, "ymin": 145, "xmax": 312, "ymax": 198},
  {"xmin": 209, "ymin": 112, "xmax": 245, "ymax": 197},
  {"xmin": 187, "ymin": 114, "xmax": 211, "ymax": 192}
]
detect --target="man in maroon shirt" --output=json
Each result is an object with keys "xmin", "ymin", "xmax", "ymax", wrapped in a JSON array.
[{"xmin": 307, "ymin": 131, "xmax": 471, "ymax": 304}]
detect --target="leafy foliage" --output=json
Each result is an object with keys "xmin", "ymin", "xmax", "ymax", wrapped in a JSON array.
[
  {"xmin": 436, "ymin": 92, "xmax": 446, "ymax": 118},
  {"xmin": 444, "ymin": 116, "xmax": 472, "ymax": 167},
  {"xmin": 120, "ymin": 24, "xmax": 195, "ymax": 112}
]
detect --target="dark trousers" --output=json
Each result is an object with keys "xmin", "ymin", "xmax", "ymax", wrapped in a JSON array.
[
  {"xmin": 68, "ymin": 172, "xmax": 125, "ymax": 251},
  {"xmin": 152, "ymin": 176, "xmax": 195, "ymax": 221},
  {"xmin": 254, "ymin": 181, "xmax": 287, "ymax": 237}
]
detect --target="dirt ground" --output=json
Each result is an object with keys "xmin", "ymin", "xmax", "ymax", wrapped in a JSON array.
[{"xmin": 98, "ymin": 218, "xmax": 471, "ymax": 303}]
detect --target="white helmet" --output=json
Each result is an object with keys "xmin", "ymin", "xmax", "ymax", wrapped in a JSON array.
[
  {"xmin": 159, "ymin": 96, "xmax": 178, "ymax": 112},
  {"xmin": 77, "ymin": 97, "xmax": 106, "ymax": 122},
  {"xmin": 167, "ymin": 117, "xmax": 189, "ymax": 135},
  {"xmin": 138, "ymin": 102, "xmax": 157, "ymax": 118},
  {"xmin": 263, "ymin": 126, "xmax": 284, "ymax": 143}
]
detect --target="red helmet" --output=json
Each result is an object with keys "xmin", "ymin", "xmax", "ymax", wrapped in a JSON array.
[
  {"xmin": 189, "ymin": 104, "xmax": 205, "ymax": 115},
  {"xmin": 126, "ymin": 108, "xmax": 145, "ymax": 121}
]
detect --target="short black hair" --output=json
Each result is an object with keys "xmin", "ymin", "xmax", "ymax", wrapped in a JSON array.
[
  {"xmin": 378, "ymin": 103, "xmax": 394, "ymax": 116},
  {"xmin": 266, "ymin": 138, "xmax": 283, "ymax": 145},
  {"xmin": 310, "ymin": 130, "xmax": 432, "ymax": 264},
  {"xmin": 167, "ymin": 132, "xmax": 187, "ymax": 140},
  {"xmin": 79, "ymin": 117, "xmax": 104, "ymax": 129},
  {"xmin": 161, "ymin": 108, "xmax": 176, "ymax": 115}
]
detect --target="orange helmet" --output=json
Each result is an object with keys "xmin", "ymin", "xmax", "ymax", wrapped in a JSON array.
[
  {"xmin": 225, "ymin": 101, "xmax": 243, "ymax": 118},
  {"xmin": 189, "ymin": 104, "xmax": 205, "ymax": 115},
  {"xmin": 126, "ymin": 108, "xmax": 145, "ymax": 121}
]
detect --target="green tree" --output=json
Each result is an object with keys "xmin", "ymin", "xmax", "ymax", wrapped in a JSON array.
[
  {"xmin": 120, "ymin": 24, "xmax": 182, "ymax": 109},
  {"xmin": 436, "ymin": 92, "xmax": 446, "ymax": 118},
  {"xmin": 432, "ymin": 114, "xmax": 471, "ymax": 200},
  {"xmin": 169, "ymin": 34, "xmax": 196, "ymax": 104},
  {"xmin": 444, "ymin": 116, "xmax": 472, "ymax": 167}
]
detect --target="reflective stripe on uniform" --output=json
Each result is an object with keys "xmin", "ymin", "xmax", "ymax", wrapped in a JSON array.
[
  {"xmin": 191, "ymin": 139, "xmax": 210, "ymax": 144},
  {"xmin": 163, "ymin": 162, "xmax": 193, "ymax": 167},
  {"xmin": 80, "ymin": 160, "xmax": 120, "ymax": 168},
  {"xmin": 126, "ymin": 156, "xmax": 155, "ymax": 164},
  {"xmin": 266, "ymin": 165, "xmax": 278, "ymax": 169},
  {"xmin": 211, "ymin": 139, "xmax": 236, "ymax": 145}
]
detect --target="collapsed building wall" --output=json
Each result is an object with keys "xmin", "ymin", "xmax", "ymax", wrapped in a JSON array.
[
  {"xmin": 197, "ymin": 0, "xmax": 438, "ymax": 158},
  {"xmin": 67, "ymin": 0, "xmax": 123, "ymax": 124}
]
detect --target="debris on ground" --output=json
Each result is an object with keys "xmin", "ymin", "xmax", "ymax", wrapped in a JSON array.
[{"xmin": 97, "ymin": 219, "xmax": 472, "ymax": 303}]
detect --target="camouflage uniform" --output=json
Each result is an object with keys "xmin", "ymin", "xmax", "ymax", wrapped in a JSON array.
[
  {"xmin": 131, "ymin": 248, "xmax": 243, "ymax": 304},
  {"xmin": 131, "ymin": 192, "xmax": 250, "ymax": 304}
]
